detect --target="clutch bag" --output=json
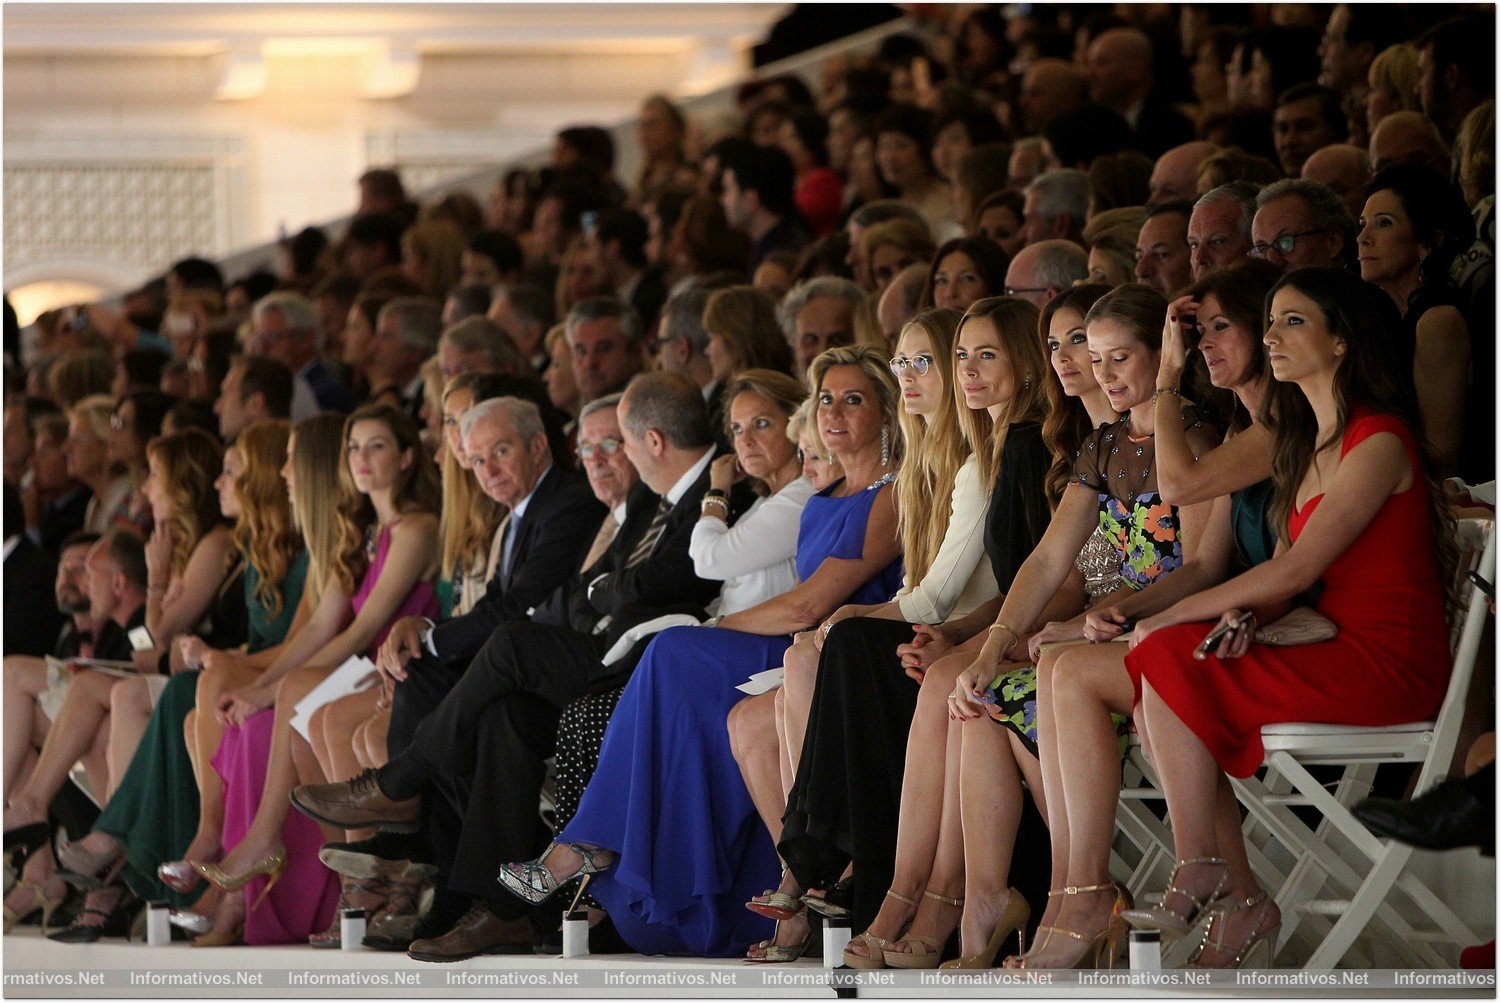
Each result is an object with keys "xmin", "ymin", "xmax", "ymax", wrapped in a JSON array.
[{"xmin": 1253, "ymin": 606, "xmax": 1338, "ymax": 646}]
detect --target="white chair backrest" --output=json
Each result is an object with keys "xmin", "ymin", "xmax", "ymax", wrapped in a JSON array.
[{"xmin": 1420, "ymin": 517, "xmax": 1494, "ymax": 793}]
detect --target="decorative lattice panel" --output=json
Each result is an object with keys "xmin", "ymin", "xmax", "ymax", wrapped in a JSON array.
[{"xmin": 4, "ymin": 163, "xmax": 220, "ymax": 273}]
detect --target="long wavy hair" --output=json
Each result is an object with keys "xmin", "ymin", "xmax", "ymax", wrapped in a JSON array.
[
  {"xmin": 290, "ymin": 413, "xmax": 349, "ymax": 598},
  {"xmin": 954, "ymin": 297, "xmax": 1049, "ymax": 485},
  {"xmin": 891, "ymin": 309, "xmax": 969, "ymax": 586},
  {"xmin": 439, "ymin": 373, "xmax": 506, "ymax": 583},
  {"xmin": 1260, "ymin": 268, "xmax": 1456, "ymax": 599},
  {"xmin": 331, "ymin": 404, "xmax": 442, "ymax": 596},
  {"xmin": 145, "ymin": 430, "xmax": 226, "ymax": 576},
  {"xmin": 231, "ymin": 420, "xmax": 299, "ymax": 620},
  {"xmin": 1038, "ymin": 284, "xmax": 1112, "ymax": 507}
]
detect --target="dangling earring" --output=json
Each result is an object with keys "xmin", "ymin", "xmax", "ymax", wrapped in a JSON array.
[{"xmin": 880, "ymin": 425, "xmax": 891, "ymax": 467}]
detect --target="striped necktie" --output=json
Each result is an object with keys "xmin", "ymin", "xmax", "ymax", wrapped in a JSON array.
[{"xmin": 625, "ymin": 498, "xmax": 673, "ymax": 569}]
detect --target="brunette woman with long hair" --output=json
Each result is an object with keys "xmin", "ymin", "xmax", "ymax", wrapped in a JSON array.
[
  {"xmin": 54, "ymin": 421, "xmax": 308, "ymax": 936},
  {"xmin": 199, "ymin": 405, "xmax": 440, "ymax": 946},
  {"xmin": 1121, "ymin": 268, "xmax": 1455, "ymax": 969}
]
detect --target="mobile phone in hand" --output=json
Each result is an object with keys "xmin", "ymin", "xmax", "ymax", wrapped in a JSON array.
[{"xmin": 1194, "ymin": 612, "xmax": 1251, "ymax": 659}]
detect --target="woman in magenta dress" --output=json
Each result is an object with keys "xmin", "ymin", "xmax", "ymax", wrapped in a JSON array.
[
  {"xmin": 200, "ymin": 404, "xmax": 441, "ymax": 945},
  {"xmin": 1121, "ymin": 268, "xmax": 1454, "ymax": 968}
]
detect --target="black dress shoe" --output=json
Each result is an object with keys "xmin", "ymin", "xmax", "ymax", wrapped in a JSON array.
[
  {"xmin": 1355, "ymin": 770, "xmax": 1494, "ymax": 855},
  {"xmin": 407, "ymin": 903, "xmax": 534, "ymax": 963},
  {"xmin": 4, "ymin": 822, "xmax": 50, "ymax": 860},
  {"xmin": 319, "ymin": 830, "xmax": 437, "ymax": 881},
  {"xmin": 46, "ymin": 885, "xmax": 137, "ymax": 943}
]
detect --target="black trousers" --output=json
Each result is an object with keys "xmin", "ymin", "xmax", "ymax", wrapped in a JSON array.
[{"xmin": 380, "ymin": 621, "xmax": 609, "ymax": 916}]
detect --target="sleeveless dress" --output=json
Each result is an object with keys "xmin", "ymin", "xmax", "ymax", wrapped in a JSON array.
[
  {"xmin": 986, "ymin": 407, "xmax": 1219, "ymax": 753},
  {"xmin": 558, "ymin": 477, "xmax": 903, "ymax": 957},
  {"xmin": 95, "ymin": 552, "xmax": 307, "ymax": 907},
  {"xmin": 217, "ymin": 521, "xmax": 438, "ymax": 944},
  {"xmin": 1125, "ymin": 410, "xmax": 1449, "ymax": 778}
]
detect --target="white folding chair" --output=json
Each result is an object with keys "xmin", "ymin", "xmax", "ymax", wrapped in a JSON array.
[{"xmin": 1228, "ymin": 518, "xmax": 1494, "ymax": 968}]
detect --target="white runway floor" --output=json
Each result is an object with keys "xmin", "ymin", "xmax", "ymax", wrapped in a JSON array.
[{"xmin": 4, "ymin": 929, "xmax": 1493, "ymax": 999}]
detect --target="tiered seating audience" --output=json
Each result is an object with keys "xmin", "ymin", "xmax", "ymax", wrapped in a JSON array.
[{"xmin": 2, "ymin": 2, "xmax": 1494, "ymax": 973}]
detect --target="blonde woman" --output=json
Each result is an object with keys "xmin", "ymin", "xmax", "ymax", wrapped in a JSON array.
[
  {"xmin": 498, "ymin": 349, "xmax": 904, "ymax": 958},
  {"xmin": 862, "ymin": 218, "xmax": 938, "ymax": 296},
  {"xmin": 435, "ymin": 373, "xmax": 506, "ymax": 618},
  {"xmin": 65, "ymin": 395, "xmax": 133, "ymax": 535},
  {"xmin": 542, "ymin": 324, "xmax": 581, "ymax": 420},
  {"xmin": 1082, "ymin": 207, "xmax": 1148, "ymax": 287},
  {"xmin": 1366, "ymin": 43, "xmax": 1421, "ymax": 137}
]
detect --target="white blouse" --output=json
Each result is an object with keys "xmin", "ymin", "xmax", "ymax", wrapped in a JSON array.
[
  {"xmin": 894, "ymin": 455, "xmax": 997, "ymax": 624},
  {"xmin": 689, "ymin": 476, "xmax": 816, "ymax": 616}
]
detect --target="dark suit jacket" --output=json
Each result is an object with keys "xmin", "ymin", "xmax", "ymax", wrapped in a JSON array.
[
  {"xmin": 429, "ymin": 466, "xmax": 605, "ymax": 670},
  {"xmin": 533, "ymin": 450, "xmax": 754, "ymax": 645},
  {"xmin": 304, "ymin": 361, "xmax": 357, "ymax": 414},
  {"xmin": 4, "ymin": 536, "xmax": 62, "ymax": 657}
]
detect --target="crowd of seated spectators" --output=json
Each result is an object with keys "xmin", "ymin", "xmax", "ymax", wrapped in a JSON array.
[{"xmin": 3, "ymin": 2, "xmax": 1494, "ymax": 972}]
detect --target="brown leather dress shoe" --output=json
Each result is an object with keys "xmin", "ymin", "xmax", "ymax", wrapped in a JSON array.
[
  {"xmin": 407, "ymin": 903, "xmax": 533, "ymax": 962},
  {"xmin": 290, "ymin": 769, "xmax": 421, "ymax": 832}
]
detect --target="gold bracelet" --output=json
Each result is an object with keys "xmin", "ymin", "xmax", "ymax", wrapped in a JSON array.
[
  {"xmin": 991, "ymin": 620, "xmax": 1018, "ymax": 651},
  {"xmin": 1152, "ymin": 386, "xmax": 1182, "ymax": 404}
]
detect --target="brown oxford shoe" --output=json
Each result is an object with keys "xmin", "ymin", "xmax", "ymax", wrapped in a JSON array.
[
  {"xmin": 290, "ymin": 769, "xmax": 421, "ymax": 832},
  {"xmin": 407, "ymin": 902, "xmax": 534, "ymax": 962}
]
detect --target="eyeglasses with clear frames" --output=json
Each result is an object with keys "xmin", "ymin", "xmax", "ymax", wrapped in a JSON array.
[{"xmin": 888, "ymin": 355, "xmax": 933, "ymax": 377}]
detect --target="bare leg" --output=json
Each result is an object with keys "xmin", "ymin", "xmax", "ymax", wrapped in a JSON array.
[
  {"xmin": 4, "ymin": 657, "xmax": 50, "ymax": 795},
  {"xmin": 850, "ymin": 655, "xmax": 969, "ymax": 959},
  {"xmin": 213, "ymin": 664, "xmax": 330, "ymax": 875},
  {"xmin": 79, "ymin": 727, "xmax": 110, "ymax": 811},
  {"xmin": 727, "ymin": 691, "xmax": 785, "ymax": 844},
  {"xmin": 1137, "ymin": 680, "xmax": 1279, "ymax": 959},
  {"xmin": 5, "ymin": 669, "xmax": 116, "ymax": 827},
  {"xmin": 954, "ymin": 713, "xmax": 1034, "ymax": 957},
  {"xmin": 177, "ymin": 666, "xmax": 254, "ymax": 865},
  {"xmin": 1025, "ymin": 644, "xmax": 1135, "ymax": 966},
  {"xmin": 778, "ymin": 634, "xmax": 821, "ymax": 774},
  {"xmin": 105, "ymin": 677, "xmax": 154, "ymax": 800},
  {"xmin": 1026, "ymin": 646, "xmax": 1073, "ymax": 939},
  {"xmin": 310, "ymin": 689, "xmax": 382, "ymax": 843},
  {"xmin": 353, "ymin": 710, "xmax": 389, "ymax": 769}
]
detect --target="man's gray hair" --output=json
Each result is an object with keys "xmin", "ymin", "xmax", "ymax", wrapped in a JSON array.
[
  {"xmin": 460, "ymin": 395, "xmax": 545, "ymax": 445},
  {"xmin": 1030, "ymin": 241, "xmax": 1091, "ymax": 290},
  {"xmin": 377, "ymin": 297, "xmax": 443, "ymax": 354},
  {"xmin": 1025, "ymin": 168, "xmax": 1091, "ymax": 224},
  {"xmin": 849, "ymin": 199, "xmax": 927, "ymax": 232},
  {"xmin": 579, "ymin": 391, "xmax": 624, "ymax": 423},
  {"xmin": 500, "ymin": 283, "xmax": 554, "ymax": 333},
  {"xmin": 565, "ymin": 296, "xmax": 643, "ymax": 346},
  {"xmin": 252, "ymin": 292, "xmax": 323, "ymax": 354},
  {"xmin": 661, "ymin": 287, "xmax": 713, "ymax": 356},
  {"xmin": 1196, "ymin": 180, "xmax": 1263, "ymax": 239},
  {"xmin": 1255, "ymin": 178, "xmax": 1355, "ymax": 234},
  {"xmin": 778, "ymin": 277, "xmax": 865, "ymax": 344},
  {"xmin": 441, "ymin": 316, "xmax": 523, "ymax": 373},
  {"xmin": 620, "ymin": 371, "xmax": 712, "ymax": 450}
]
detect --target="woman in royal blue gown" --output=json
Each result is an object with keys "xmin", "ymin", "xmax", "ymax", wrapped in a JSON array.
[{"xmin": 496, "ymin": 345, "xmax": 906, "ymax": 956}]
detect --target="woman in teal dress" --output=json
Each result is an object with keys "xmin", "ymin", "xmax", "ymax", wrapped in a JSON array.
[{"xmin": 52, "ymin": 421, "xmax": 308, "ymax": 920}]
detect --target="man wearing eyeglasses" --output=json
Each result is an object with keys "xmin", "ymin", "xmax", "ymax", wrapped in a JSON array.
[{"xmin": 1249, "ymin": 178, "xmax": 1354, "ymax": 272}]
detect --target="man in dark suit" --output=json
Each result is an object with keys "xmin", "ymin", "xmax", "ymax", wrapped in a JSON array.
[
  {"xmin": 652, "ymin": 287, "xmax": 728, "ymax": 449},
  {"xmin": 1083, "ymin": 26, "xmax": 1193, "ymax": 159},
  {"xmin": 292, "ymin": 372, "xmax": 755, "ymax": 960},
  {"xmin": 376, "ymin": 395, "xmax": 605, "ymax": 755}
]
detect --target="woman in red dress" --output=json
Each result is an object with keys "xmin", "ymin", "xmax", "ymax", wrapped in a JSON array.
[{"xmin": 1121, "ymin": 267, "xmax": 1455, "ymax": 967}]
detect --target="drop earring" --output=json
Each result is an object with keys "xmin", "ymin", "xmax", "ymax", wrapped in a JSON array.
[{"xmin": 880, "ymin": 425, "xmax": 891, "ymax": 467}]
